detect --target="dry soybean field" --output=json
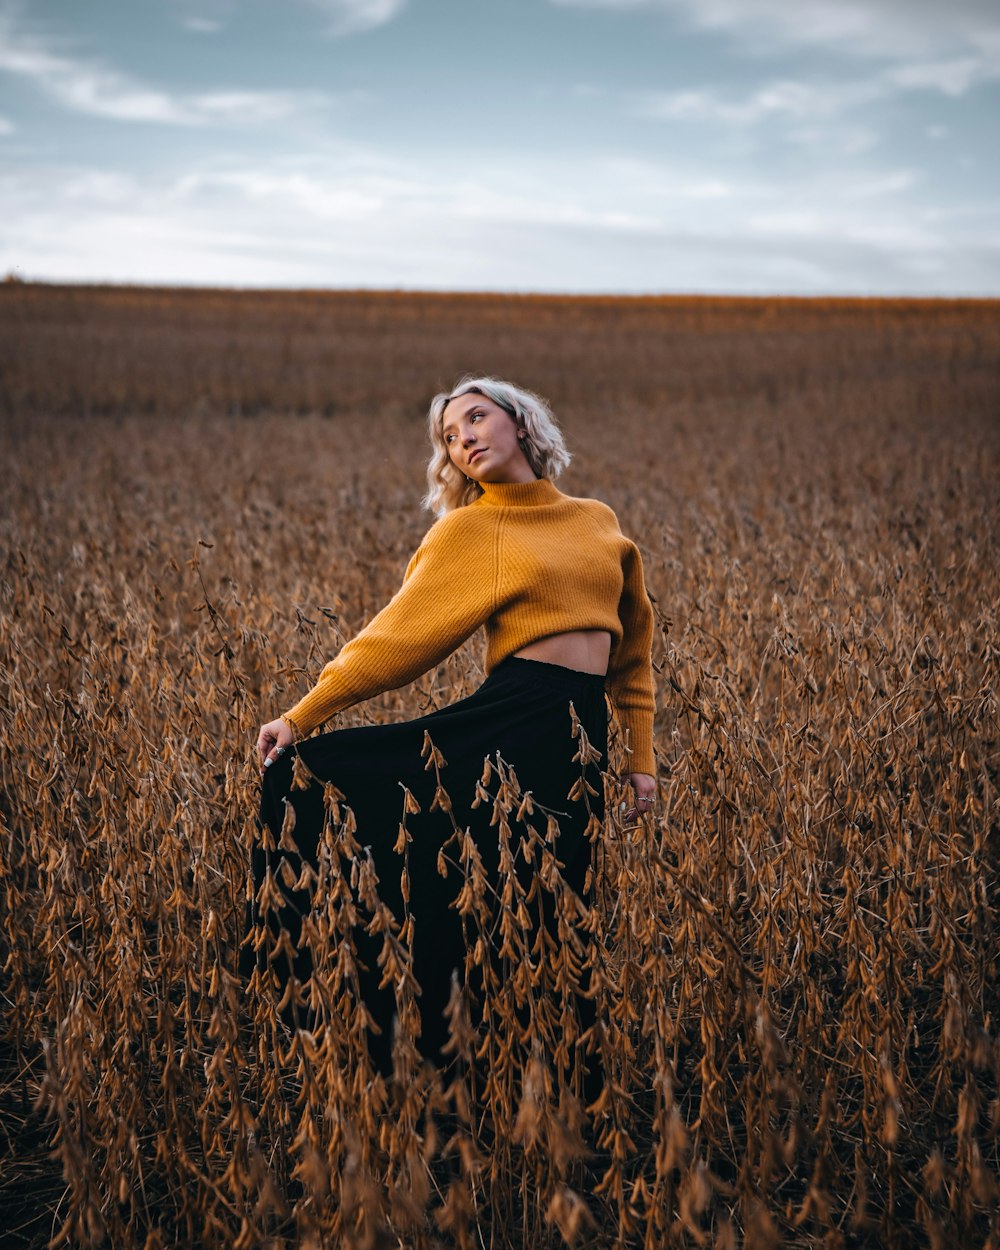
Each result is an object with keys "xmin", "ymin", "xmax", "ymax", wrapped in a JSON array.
[{"xmin": 1, "ymin": 282, "xmax": 998, "ymax": 1250}]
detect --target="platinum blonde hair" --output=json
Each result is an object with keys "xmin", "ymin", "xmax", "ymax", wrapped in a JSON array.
[{"xmin": 423, "ymin": 375, "xmax": 571, "ymax": 515}]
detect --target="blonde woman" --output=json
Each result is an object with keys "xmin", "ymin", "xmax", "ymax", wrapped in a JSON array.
[{"xmin": 242, "ymin": 376, "xmax": 656, "ymax": 1074}]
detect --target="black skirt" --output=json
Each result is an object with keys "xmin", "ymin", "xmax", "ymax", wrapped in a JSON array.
[{"xmin": 240, "ymin": 656, "xmax": 609, "ymax": 1074}]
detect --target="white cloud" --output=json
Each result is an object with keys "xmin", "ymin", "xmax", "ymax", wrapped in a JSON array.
[
  {"xmin": 0, "ymin": 113, "xmax": 13, "ymax": 133},
  {"xmin": 841, "ymin": 170, "xmax": 920, "ymax": 198},
  {"xmin": 0, "ymin": 15, "xmax": 190, "ymax": 122},
  {"xmin": 2, "ymin": 152, "xmax": 997, "ymax": 296},
  {"xmin": 885, "ymin": 57, "xmax": 989, "ymax": 96},
  {"xmin": 634, "ymin": 51, "xmax": 999, "ymax": 136},
  {"xmin": 747, "ymin": 207, "xmax": 938, "ymax": 252},
  {"xmin": 678, "ymin": 180, "xmax": 731, "ymax": 198},
  {"xmin": 304, "ymin": 0, "xmax": 407, "ymax": 35},
  {"xmin": 188, "ymin": 89, "xmax": 334, "ymax": 123},
  {"xmin": 170, "ymin": 163, "xmax": 662, "ymax": 234},
  {"xmin": 60, "ymin": 169, "xmax": 136, "ymax": 201},
  {"xmin": 175, "ymin": 168, "xmax": 388, "ymax": 220},
  {"xmin": 172, "ymin": 1, "xmax": 407, "ymax": 37},
  {"xmin": 637, "ymin": 78, "xmax": 883, "ymax": 125},
  {"xmin": 175, "ymin": 1, "xmax": 406, "ymax": 38},
  {"xmin": 778, "ymin": 124, "xmax": 880, "ymax": 157},
  {"xmin": 551, "ymin": 0, "xmax": 1000, "ymax": 66},
  {"xmin": 0, "ymin": 12, "xmax": 335, "ymax": 125},
  {"xmin": 182, "ymin": 17, "xmax": 223, "ymax": 34}
]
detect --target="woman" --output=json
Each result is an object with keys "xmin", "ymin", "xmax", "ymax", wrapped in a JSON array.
[{"xmin": 243, "ymin": 376, "xmax": 656, "ymax": 1076}]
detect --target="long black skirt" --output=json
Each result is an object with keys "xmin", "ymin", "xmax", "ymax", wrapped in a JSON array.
[{"xmin": 239, "ymin": 656, "xmax": 608, "ymax": 1076}]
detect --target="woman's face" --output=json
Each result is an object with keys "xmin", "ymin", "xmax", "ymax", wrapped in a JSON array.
[{"xmin": 441, "ymin": 393, "xmax": 535, "ymax": 484}]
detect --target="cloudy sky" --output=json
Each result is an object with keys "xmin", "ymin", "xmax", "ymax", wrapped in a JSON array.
[{"xmin": 1, "ymin": 0, "xmax": 998, "ymax": 294}]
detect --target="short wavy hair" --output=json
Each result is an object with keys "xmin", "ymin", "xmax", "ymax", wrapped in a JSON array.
[{"xmin": 423, "ymin": 375, "xmax": 571, "ymax": 515}]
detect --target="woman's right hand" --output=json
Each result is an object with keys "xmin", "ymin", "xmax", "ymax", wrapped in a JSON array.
[{"xmin": 257, "ymin": 718, "xmax": 294, "ymax": 774}]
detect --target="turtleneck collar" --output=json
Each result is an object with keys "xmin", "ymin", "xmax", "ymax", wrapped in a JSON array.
[{"xmin": 476, "ymin": 478, "xmax": 565, "ymax": 508}]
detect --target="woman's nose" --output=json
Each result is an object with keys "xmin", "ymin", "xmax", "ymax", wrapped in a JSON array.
[{"xmin": 462, "ymin": 430, "xmax": 476, "ymax": 446}]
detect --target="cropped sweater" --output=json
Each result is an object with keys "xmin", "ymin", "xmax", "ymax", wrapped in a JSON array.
[{"xmin": 281, "ymin": 477, "xmax": 657, "ymax": 775}]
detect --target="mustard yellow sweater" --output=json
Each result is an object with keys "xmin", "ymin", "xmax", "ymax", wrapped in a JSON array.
[{"xmin": 282, "ymin": 477, "xmax": 656, "ymax": 775}]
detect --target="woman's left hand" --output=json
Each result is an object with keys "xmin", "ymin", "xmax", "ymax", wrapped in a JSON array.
[
  {"xmin": 626, "ymin": 772, "xmax": 657, "ymax": 821},
  {"xmin": 257, "ymin": 717, "xmax": 294, "ymax": 774}
]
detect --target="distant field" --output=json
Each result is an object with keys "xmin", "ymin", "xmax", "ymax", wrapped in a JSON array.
[{"xmin": 1, "ymin": 283, "xmax": 998, "ymax": 1249}]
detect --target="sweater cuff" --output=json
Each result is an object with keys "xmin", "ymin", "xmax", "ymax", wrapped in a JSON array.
[
  {"xmin": 281, "ymin": 681, "xmax": 339, "ymax": 739},
  {"xmin": 619, "ymin": 712, "xmax": 656, "ymax": 777}
]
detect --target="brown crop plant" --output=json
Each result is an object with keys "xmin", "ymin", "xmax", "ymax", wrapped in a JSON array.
[{"xmin": 0, "ymin": 282, "xmax": 998, "ymax": 1249}]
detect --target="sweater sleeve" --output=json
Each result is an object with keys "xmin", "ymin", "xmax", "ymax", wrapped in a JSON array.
[
  {"xmin": 281, "ymin": 512, "xmax": 493, "ymax": 737},
  {"xmin": 606, "ymin": 540, "xmax": 656, "ymax": 776}
]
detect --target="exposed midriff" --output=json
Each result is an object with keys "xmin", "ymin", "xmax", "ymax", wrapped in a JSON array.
[{"xmin": 513, "ymin": 628, "xmax": 612, "ymax": 675}]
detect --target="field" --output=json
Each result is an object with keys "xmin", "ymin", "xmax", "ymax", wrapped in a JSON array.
[{"xmin": 1, "ymin": 282, "xmax": 998, "ymax": 1249}]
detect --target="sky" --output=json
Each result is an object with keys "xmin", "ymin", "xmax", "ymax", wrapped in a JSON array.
[{"xmin": 1, "ymin": 0, "xmax": 998, "ymax": 295}]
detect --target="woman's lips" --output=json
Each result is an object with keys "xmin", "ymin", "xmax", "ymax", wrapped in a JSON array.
[{"xmin": 469, "ymin": 449, "xmax": 487, "ymax": 465}]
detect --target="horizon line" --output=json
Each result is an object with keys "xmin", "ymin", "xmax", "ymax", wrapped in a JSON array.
[{"xmin": 3, "ymin": 274, "xmax": 998, "ymax": 306}]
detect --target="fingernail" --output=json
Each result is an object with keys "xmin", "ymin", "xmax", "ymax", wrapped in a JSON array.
[{"xmin": 264, "ymin": 758, "xmax": 273, "ymax": 768}]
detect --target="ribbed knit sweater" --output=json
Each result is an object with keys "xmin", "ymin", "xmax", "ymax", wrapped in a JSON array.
[{"xmin": 282, "ymin": 477, "xmax": 656, "ymax": 775}]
